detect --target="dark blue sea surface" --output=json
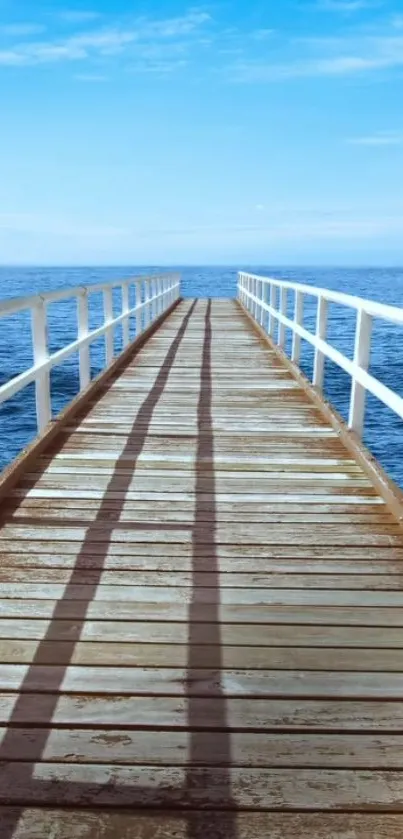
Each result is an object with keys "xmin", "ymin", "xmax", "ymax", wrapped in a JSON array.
[{"xmin": 0, "ymin": 266, "xmax": 403, "ymax": 488}]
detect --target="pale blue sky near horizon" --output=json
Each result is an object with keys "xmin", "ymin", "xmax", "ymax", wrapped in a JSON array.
[{"xmin": 0, "ymin": 0, "xmax": 403, "ymax": 266}]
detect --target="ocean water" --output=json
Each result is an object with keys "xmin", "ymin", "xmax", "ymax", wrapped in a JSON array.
[{"xmin": 0, "ymin": 265, "xmax": 403, "ymax": 489}]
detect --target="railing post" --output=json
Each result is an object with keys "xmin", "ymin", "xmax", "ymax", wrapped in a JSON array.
[
  {"xmin": 77, "ymin": 290, "xmax": 90, "ymax": 390},
  {"xmin": 145, "ymin": 279, "xmax": 151, "ymax": 328},
  {"xmin": 259, "ymin": 280, "xmax": 265, "ymax": 326},
  {"xmin": 237, "ymin": 273, "xmax": 242, "ymax": 304},
  {"xmin": 348, "ymin": 309, "xmax": 373, "ymax": 436},
  {"xmin": 135, "ymin": 282, "xmax": 142, "ymax": 336},
  {"xmin": 32, "ymin": 298, "xmax": 52, "ymax": 432},
  {"xmin": 152, "ymin": 278, "xmax": 157, "ymax": 320},
  {"xmin": 278, "ymin": 287, "xmax": 287, "ymax": 348},
  {"xmin": 269, "ymin": 284, "xmax": 276, "ymax": 338},
  {"xmin": 291, "ymin": 290, "xmax": 304, "ymax": 364},
  {"xmin": 261, "ymin": 281, "xmax": 268, "ymax": 330},
  {"xmin": 103, "ymin": 287, "xmax": 114, "ymax": 365},
  {"xmin": 122, "ymin": 283, "xmax": 130, "ymax": 347},
  {"xmin": 313, "ymin": 296, "xmax": 328, "ymax": 389}
]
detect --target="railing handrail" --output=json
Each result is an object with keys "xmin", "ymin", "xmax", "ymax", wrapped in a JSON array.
[
  {"xmin": 238, "ymin": 271, "xmax": 403, "ymax": 438},
  {"xmin": 0, "ymin": 272, "xmax": 179, "ymax": 317},
  {"xmin": 239, "ymin": 271, "xmax": 403, "ymax": 326},
  {"xmin": 0, "ymin": 272, "xmax": 181, "ymax": 440}
]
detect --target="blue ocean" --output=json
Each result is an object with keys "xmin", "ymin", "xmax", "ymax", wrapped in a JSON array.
[{"xmin": 0, "ymin": 266, "xmax": 403, "ymax": 488}]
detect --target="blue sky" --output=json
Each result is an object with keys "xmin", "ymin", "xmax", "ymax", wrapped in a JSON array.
[{"xmin": 0, "ymin": 0, "xmax": 402, "ymax": 265}]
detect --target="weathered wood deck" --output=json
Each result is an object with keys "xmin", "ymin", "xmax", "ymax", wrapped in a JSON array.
[{"xmin": 1, "ymin": 297, "xmax": 403, "ymax": 837}]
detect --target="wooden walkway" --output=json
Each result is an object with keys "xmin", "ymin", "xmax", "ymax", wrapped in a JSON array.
[{"xmin": 1, "ymin": 298, "xmax": 403, "ymax": 837}]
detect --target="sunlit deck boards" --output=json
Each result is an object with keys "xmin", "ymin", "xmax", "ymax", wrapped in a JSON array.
[{"xmin": 1, "ymin": 298, "xmax": 403, "ymax": 837}]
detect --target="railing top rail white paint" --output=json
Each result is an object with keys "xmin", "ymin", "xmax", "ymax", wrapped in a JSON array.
[
  {"xmin": 0, "ymin": 272, "xmax": 181, "ymax": 443},
  {"xmin": 238, "ymin": 271, "xmax": 403, "ymax": 326},
  {"xmin": 0, "ymin": 272, "xmax": 179, "ymax": 318},
  {"xmin": 238, "ymin": 271, "xmax": 403, "ymax": 440}
]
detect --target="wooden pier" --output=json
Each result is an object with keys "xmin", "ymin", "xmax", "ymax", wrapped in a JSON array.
[{"xmin": 1, "ymin": 295, "xmax": 403, "ymax": 837}]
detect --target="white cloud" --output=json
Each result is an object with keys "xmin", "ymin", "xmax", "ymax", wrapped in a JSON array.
[
  {"xmin": 141, "ymin": 11, "xmax": 211, "ymax": 39},
  {"xmin": 74, "ymin": 73, "xmax": 108, "ymax": 82},
  {"xmin": 58, "ymin": 11, "xmax": 102, "ymax": 24},
  {"xmin": 0, "ymin": 24, "xmax": 45, "ymax": 37},
  {"xmin": 228, "ymin": 27, "xmax": 403, "ymax": 82},
  {"xmin": 347, "ymin": 131, "xmax": 403, "ymax": 145},
  {"xmin": 250, "ymin": 29, "xmax": 274, "ymax": 41},
  {"xmin": 0, "ymin": 9, "xmax": 211, "ymax": 68},
  {"xmin": 0, "ymin": 212, "xmax": 127, "ymax": 238},
  {"xmin": 316, "ymin": 0, "xmax": 376, "ymax": 11}
]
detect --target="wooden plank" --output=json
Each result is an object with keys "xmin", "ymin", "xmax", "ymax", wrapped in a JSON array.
[
  {"xmin": 1, "ymin": 619, "xmax": 403, "ymax": 648},
  {"xmin": 3, "ymin": 811, "xmax": 403, "ymax": 839},
  {"xmin": 1, "ymin": 554, "xmax": 402, "ymax": 574},
  {"xmin": 3, "ymin": 568, "xmax": 403, "ymax": 590},
  {"xmin": 2, "ymin": 694, "xmax": 403, "ymax": 730},
  {"xmin": 3, "ymin": 583, "xmax": 403, "ymax": 606},
  {"xmin": 2, "ymin": 764, "xmax": 403, "ymax": 809},
  {"xmin": 3, "ymin": 526, "xmax": 401, "ymax": 547},
  {"xmin": 4, "ymin": 728, "xmax": 403, "ymax": 767},
  {"xmin": 3, "ymin": 810, "xmax": 403, "ymax": 839},
  {"xmin": 3, "ymin": 599, "xmax": 403, "ymax": 625},
  {"xmin": 4, "ymin": 665, "xmax": 403, "ymax": 697},
  {"xmin": 1, "ymin": 542, "xmax": 400, "ymax": 558},
  {"xmin": 3, "ymin": 639, "xmax": 403, "ymax": 670}
]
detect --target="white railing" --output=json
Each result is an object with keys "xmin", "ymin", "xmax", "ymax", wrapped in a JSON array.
[
  {"xmin": 238, "ymin": 271, "xmax": 403, "ymax": 437},
  {"xmin": 0, "ymin": 273, "xmax": 180, "ymax": 434}
]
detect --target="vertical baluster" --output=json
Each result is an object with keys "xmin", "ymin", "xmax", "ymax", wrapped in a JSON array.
[
  {"xmin": 77, "ymin": 290, "xmax": 90, "ymax": 390},
  {"xmin": 278, "ymin": 287, "xmax": 287, "ymax": 348},
  {"xmin": 152, "ymin": 278, "xmax": 157, "ymax": 321},
  {"xmin": 259, "ymin": 280, "xmax": 265, "ymax": 326},
  {"xmin": 156, "ymin": 277, "xmax": 161, "ymax": 315},
  {"xmin": 122, "ymin": 283, "xmax": 130, "ymax": 347},
  {"xmin": 147, "ymin": 279, "xmax": 153, "ymax": 327},
  {"xmin": 291, "ymin": 290, "xmax": 304, "ymax": 364},
  {"xmin": 262, "ymin": 281, "xmax": 269, "ymax": 331},
  {"xmin": 103, "ymin": 287, "xmax": 114, "ymax": 365},
  {"xmin": 269, "ymin": 284, "xmax": 276, "ymax": 338},
  {"xmin": 313, "ymin": 296, "xmax": 328, "ymax": 389},
  {"xmin": 32, "ymin": 298, "xmax": 52, "ymax": 432},
  {"xmin": 134, "ymin": 282, "xmax": 141, "ymax": 336},
  {"xmin": 348, "ymin": 309, "xmax": 372, "ymax": 436}
]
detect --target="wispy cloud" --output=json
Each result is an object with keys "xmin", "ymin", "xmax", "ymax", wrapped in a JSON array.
[
  {"xmin": 347, "ymin": 131, "xmax": 403, "ymax": 145},
  {"xmin": 74, "ymin": 73, "xmax": 108, "ymax": 82},
  {"xmin": 0, "ymin": 24, "xmax": 45, "ymax": 37},
  {"xmin": 228, "ymin": 25, "xmax": 403, "ymax": 82},
  {"xmin": 0, "ymin": 212, "xmax": 127, "ymax": 238},
  {"xmin": 0, "ymin": 9, "xmax": 212, "ymax": 69},
  {"xmin": 250, "ymin": 29, "xmax": 274, "ymax": 41},
  {"xmin": 315, "ymin": 0, "xmax": 378, "ymax": 12},
  {"xmin": 58, "ymin": 11, "xmax": 102, "ymax": 24}
]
